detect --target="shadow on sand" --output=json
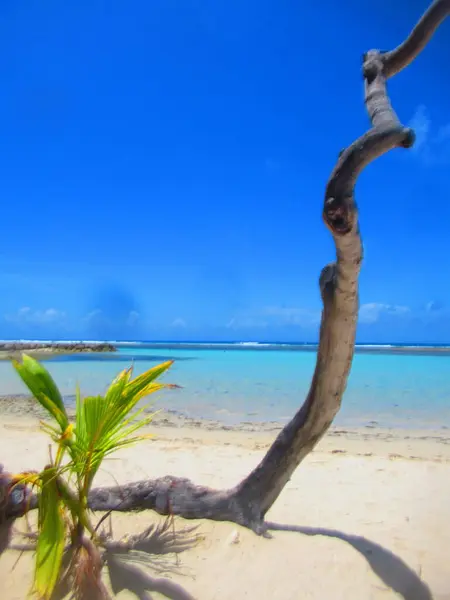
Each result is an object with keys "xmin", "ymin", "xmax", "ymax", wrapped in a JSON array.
[
  {"xmin": 0, "ymin": 516, "xmax": 199, "ymax": 600},
  {"xmin": 266, "ymin": 521, "xmax": 432, "ymax": 600},
  {"xmin": 0, "ymin": 491, "xmax": 432, "ymax": 600},
  {"xmin": 104, "ymin": 519, "xmax": 199, "ymax": 600},
  {"xmin": 0, "ymin": 521, "xmax": 12, "ymax": 556}
]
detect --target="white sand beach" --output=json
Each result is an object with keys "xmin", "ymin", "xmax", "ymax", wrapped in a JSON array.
[{"xmin": 1, "ymin": 416, "xmax": 450, "ymax": 599}]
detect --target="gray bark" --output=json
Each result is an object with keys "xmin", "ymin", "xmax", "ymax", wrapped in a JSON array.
[{"xmin": 3, "ymin": 0, "xmax": 449, "ymax": 533}]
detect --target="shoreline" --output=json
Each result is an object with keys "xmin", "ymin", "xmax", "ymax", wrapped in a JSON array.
[
  {"xmin": 0, "ymin": 341, "xmax": 116, "ymax": 361},
  {"xmin": 1, "ymin": 393, "xmax": 450, "ymax": 462},
  {"xmin": 2, "ymin": 339, "xmax": 450, "ymax": 356}
]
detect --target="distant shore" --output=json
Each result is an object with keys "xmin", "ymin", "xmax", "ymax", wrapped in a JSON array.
[
  {"xmin": 116, "ymin": 341, "xmax": 450, "ymax": 356},
  {"xmin": 0, "ymin": 341, "xmax": 116, "ymax": 361},
  {"xmin": 2, "ymin": 340, "xmax": 450, "ymax": 357},
  {"xmin": 1, "ymin": 393, "xmax": 450, "ymax": 453}
]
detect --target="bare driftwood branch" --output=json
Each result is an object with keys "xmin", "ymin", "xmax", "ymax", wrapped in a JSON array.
[
  {"xmin": 381, "ymin": 0, "xmax": 450, "ymax": 78},
  {"xmin": 4, "ymin": 1, "xmax": 449, "ymax": 532}
]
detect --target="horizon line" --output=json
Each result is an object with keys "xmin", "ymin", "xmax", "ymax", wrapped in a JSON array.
[{"xmin": 1, "ymin": 338, "xmax": 450, "ymax": 348}]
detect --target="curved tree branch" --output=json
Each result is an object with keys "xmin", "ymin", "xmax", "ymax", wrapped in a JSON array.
[
  {"xmin": 3, "ymin": 1, "xmax": 448, "ymax": 533},
  {"xmin": 79, "ymin": 46, "xmax": 415, "ymax": 531},
  {"xmin": 382, "ymin": 0, "xmax": 450, "ymax": 78}
]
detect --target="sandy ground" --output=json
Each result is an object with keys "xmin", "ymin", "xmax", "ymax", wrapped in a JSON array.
[{"xmin": 1, "ymin": 415, "xmax": 450, "ymax": 599}]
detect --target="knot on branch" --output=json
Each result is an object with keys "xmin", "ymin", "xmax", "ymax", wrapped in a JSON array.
[
  {"xmin": 0, "ymin": 465, "xmax": 30, "ymax": 522},
  {"xmin": 323, "ymin": 195, "xmax": 355, "ymax": 235},
  {"xmin": 362, "ymin": 50, "xmax": 384, "ymax": 82}
]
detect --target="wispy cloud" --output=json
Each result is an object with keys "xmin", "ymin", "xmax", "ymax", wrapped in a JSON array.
[
  {"xmin": 408, "ymin": 105, "xmax": 430, "ymax": 152},
  {"xmin": 420, "ymin": 300, "xmax": 450, "ymax": 324},
  {"xmin": 226, "ymin": 316, "xmax": 269, "ymax": 329},
  {"xmin": 171, "ymin": 317, "xmax": 187, "ymax": 328},
  {"xmin": 4, "ymin": 307, "xmax": 67, "ymax": 325},
  {"xmin": 264, "ymin": 158, "xmax": 280, "ymax": 173},
  {"xmin": 126, "ymin": 310, "xmax": 140, "ymax": 327},
  {"xmin": 83, "ymin": 309, "xmax": 140, "ymax": 329},
  {"xmin": 82, "ymin": 309, "xmax": 103, "ymax": 324},
  {"xmin": 261, "ymin": 306, "xmax": 320, "ymax": 325},
  {"xmin": 408, "ymin": 105, "xmax": 450, "ymax": 165},
  {"xmin": 231, "ymin": 302, "xmax": 431, "ymax": 329},
  {"xmin": 425, "ymin": 300, "xmax": 445, "ymax": 313},
  {"xmin": 227, "ymin": 305, "xmax": 320, "ymax": 329},
  {"xmin": 359, "ymin": 303, "xmax": 410, "ymax": 324}
]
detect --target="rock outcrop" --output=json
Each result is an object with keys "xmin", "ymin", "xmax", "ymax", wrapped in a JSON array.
[{"xmin": 0, "ymin": 342, "xmax": 116, "ymax": 354}]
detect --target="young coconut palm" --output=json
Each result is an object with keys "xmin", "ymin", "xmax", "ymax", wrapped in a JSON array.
[{"xmin": 10, "ymin": 354, "xmax": 176, "ymax": 600}]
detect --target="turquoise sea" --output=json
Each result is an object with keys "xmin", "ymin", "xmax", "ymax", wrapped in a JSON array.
[{"xmin": 1, "ymin": 342, "xmax": 450, "ymax": 430}]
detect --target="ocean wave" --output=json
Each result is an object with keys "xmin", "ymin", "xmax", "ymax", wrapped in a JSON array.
[
  {"xmin": 357, "ymin": 344, "xmax": 394, "ymax": 348},
  {"xmin": 235, "ymin": 342, "xmax": 272, "ymax": 347},
  {"xmin": 3, "ymin": 340, "xmax": 450, "ymax": 354}
]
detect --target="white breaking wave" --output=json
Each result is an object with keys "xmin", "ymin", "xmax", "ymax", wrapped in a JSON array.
[{"xmin": 236, "ymin": 342, "xmax": 271, "ymax": 347}]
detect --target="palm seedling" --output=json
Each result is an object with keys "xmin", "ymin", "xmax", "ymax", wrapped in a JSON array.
[{"xmin": 9, "ymin": 354, "xmax": 176, "ymax": 599}]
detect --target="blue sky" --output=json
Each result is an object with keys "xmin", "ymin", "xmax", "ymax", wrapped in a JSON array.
[{"xmin": 1, "ymin": 0, "xmax": 449, "ymax": 343}]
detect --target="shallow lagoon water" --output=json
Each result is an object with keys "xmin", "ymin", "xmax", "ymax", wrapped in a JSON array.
[{"xmin": 1, "ymin": 343, "xmax": 449, "ymax": 430}]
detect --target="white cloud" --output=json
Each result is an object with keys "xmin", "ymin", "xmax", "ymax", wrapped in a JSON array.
[
  {"xmin": 407, "ymin": 105, "xmax": 450, "ymax": 165},
  {"xmin": 82, "ymin": 309, "xmax": 103, "ymax": 324},
  {"xmin": 421, "ymin": 301, "xmax": 449, "ymax": 323},
  {"xmin": 408, "ymin": 105, "xmax": 430, "ymax": 152},
  {"xmin": 227, "ymin": 306, "xmax": 320, "ymax": 329},
  {"xmin": 5, "ymin": 307, "xmax": 66, "ymax": 325},
  {"xmin": 359, "ymin": 303, "xmax": 410, "ymax": 324},
  {"xmin": 171, "ymin": 317, "xmax": 187, "ymax": 328},
  {"xmin": 425, "ymin": 300, "xmax": 444, "ymax": 313},
  {"xmin": 261, "ymin": 306, "xmax": 320, "ymax": 325},
  {"xmin": 126, "ymin": 310, "xmax": 140, "ymax": 327},
  {"xmin": 231, "ymin": 303, "xmax": 413, "ymax": 329},
  {"xmin": 83, "ymin": 309, "xmax": 140, "ymax": 328},
  {"xmin": 226, "ymin": 316, "xmax": 269, "ymax": 329}
]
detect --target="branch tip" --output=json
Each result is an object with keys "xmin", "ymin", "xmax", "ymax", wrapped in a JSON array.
[{"xmin": 400, "ymin": 128, "xmax": 416, "ymax": 148}]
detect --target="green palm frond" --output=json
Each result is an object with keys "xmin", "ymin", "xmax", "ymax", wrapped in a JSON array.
[
  {"xmin": 121, "ymin": 361, "xmax": 174, "ymax": 403},
  {"xmin": 13, "ymin": 354, "xmax": 69, "ymax": 432},
  {"xmin": 104, "ymin": 367, "xmax": 132, "ymax": 404},
  {"xmin": 71, "ymin": 361, "xmax": 174, "ymax": 491},
  {"xmin": 33, "ymin": 467, "xmax": 67, "ymax": 600}
]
